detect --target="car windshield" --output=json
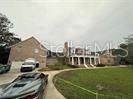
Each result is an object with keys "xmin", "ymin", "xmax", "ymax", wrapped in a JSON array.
[
  {"xmin": 23, "ymin": 62, "xmax": 34, "ymax": 65},
  {"xmin": 20, "ymin": 75, "xmax": 35, "ymax": 81},
  {"xmin": 14, "ymin": 74, "xmax": 38, "ymax": 82}
]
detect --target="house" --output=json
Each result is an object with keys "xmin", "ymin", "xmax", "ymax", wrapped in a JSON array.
[
  {"xmin": 63, "ymin": 42, "xmax": 100, "ymax": 68},
  {"xmin": 63, "ymin": 42, "xmax": 118, "ymax": 67},
  {"xmin": 8, "ymin": 37, "xmax": 47, "ymax": 67}
]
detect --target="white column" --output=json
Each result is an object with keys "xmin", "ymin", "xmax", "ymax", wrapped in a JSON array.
[
  {"xmin": 69, "ymin": 57, "xmax": 71, "ymax": 64},
  {"xmin": 78, "ymin": 57, "xmax": 80, "ymax": 65},
  {"xmin": 72, "ymin": 57, "xmax": 74, "ymax": 65},
  {"xmin": 90, "ymin": 58, "xmax": 92, "ymax": 64},
  {"xmin": 84, "ymin": 57, "xmax": 86, "ymax": 65},
  {"xmin": 98, "ymin": 58, "xmax": 100, "ymax": 64},
  {"xmin": 94, "ymin": 58, "xmax": 97, "ymax": 65}
]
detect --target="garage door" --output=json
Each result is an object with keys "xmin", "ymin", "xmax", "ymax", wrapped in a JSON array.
[{"xmin": 11, "ymin": 61, "xmax": 24, "ymax": 70}]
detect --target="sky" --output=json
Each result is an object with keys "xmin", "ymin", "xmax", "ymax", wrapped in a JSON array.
[{"xmin": 0, "ymin": 0, "xmax": 133, "ymax": 51}]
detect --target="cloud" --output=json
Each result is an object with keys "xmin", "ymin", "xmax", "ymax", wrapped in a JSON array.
[{"xmin": 0, "ymin": 0, "xmax": 132, "ymax": 51}]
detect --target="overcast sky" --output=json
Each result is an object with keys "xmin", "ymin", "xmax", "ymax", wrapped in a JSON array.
[{"xmin": 0, "ymin": 0, "xmax": 132, "ymax": 51}]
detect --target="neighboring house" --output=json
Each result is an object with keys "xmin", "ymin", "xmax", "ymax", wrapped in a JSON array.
[{"xmin": 8, "ymin": 37, "xmax": 47, "ymax": 67}]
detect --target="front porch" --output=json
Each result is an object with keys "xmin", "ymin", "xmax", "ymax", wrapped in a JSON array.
[{"xmin": 69, "ymin": 55, "xmax": 100, "ymax": 68}]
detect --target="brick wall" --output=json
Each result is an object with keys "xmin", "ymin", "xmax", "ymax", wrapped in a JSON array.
[{"xmin": 8, "ymin": 37, "xmax": 47, "ymax": 67}]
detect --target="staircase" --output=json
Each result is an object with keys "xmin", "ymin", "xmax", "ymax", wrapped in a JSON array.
[
  {"xmin": 84, "ymin": 64, "xmax": 89, "ymax": 68},
  {"xmin": 84, "ymin": 64, "xmax": 96, "ymax": 68},
  {"xmin": 90, "ymin": 64, "xmax": 96, "ymax": 68}
]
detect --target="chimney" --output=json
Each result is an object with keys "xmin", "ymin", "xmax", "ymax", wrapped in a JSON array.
[{"xmin": 63, "ymin": 42, "xmax": 69, "ymax": 56}]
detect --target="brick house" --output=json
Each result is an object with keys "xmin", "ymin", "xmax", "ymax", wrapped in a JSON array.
[
  {"xmin": 63, "ymin": 42, "xmax": 100, "ymax": 68},
  {"xmin": 63, "ymin": 42, "xmax": 118, "ymax": 67},
  {"xmin": 8, "ymin": 37, "xmax": 47, "ymax": 67}
]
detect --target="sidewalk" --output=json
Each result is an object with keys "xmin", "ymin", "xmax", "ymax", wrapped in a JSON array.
[{"xmin": 43, "ymin": 70, "xmax": 66, "ymax": 99}]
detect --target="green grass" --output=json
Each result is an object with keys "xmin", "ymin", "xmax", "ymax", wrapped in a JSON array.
[
  {"xmin": 38, "ymin": 64, "xmax": 72, "ymax": 71},
  {"xmin": 47, "ymin": 64, "xmax": 71, "ymax": 70},
  {"xmin": 54, "ymin": 67, "xmax": 133, "ymax": 99},
  {"xmin": 39, "ymin": 59, "xmax": 73, "ymax": 71}
]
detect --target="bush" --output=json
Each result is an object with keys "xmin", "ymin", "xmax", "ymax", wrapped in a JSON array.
[
  {"xmin": 0, "ymin": 65, "xmax": 10, "ymax": 74},
  {"xmin": 39, "ymin": 64, "xmax": 73, "ymax": 71},
  {"xmin": 54, "ymin": 62, "xmax": 62, "ymax": 66},
  {"xmin": 38, "ymin": 67, "xmax": 52, "ymax": 71},
  {"xmin": 96, "ymin": 64, "xmax": 106, "ymax": 67},
  {"xmin": 106, "ymin": 64, "xmax": 119, "ymax": 66},
  {"xmin": 39, "ymin": 57, "xmax": 72, "ymax": 71},
  {"xmin": 0, "ymin": 47, "xmax": 10, "ymax": 64},
  {"xmin": 68, "ymin": 64, "xmax": 79, "ymax": 68},
  {"xmin": 50, "ymin": 61, "xmax": 71, "ymax": 70}
]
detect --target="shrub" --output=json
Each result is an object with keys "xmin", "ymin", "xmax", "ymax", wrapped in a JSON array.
[
  {"xmin": 0, "ymin": 65, "xmax": 10, "ymax": 74},
  {"xmin": 68, "ymin": 64, "xmax": 79, "ymax": 68},
  {"xmin": 96, "ymin": 64, "xmax": 106, "ymax": 67},
  {"xmin": 38, "ymin": 67, "xmax": 52, "ymax": 71}
]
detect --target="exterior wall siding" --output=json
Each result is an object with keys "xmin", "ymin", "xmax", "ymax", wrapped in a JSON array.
[{"xmin": 100, "ymin": 55, "xmax": 115, "ymax": 65}]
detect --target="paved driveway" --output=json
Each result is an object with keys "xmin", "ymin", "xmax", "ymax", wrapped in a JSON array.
[
  {"xmin": 0, "ymin": 67, "xmax": 66, "ymax": 99},
  {"xmin": 0, "ymin": 66, "xmax": 126, "ymax": 99},
  {"xmin": 0, "ymin": 68, "xmax": 21, "ymax": 85},
  {"xmin": 43, "ymin": 70, "xmax": 65, "ymax": 99}
]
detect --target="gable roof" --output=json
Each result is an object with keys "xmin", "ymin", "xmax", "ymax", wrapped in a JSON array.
[{"xmin": 10, "ymin": 36, "xmax": 46, "ymax": 49}]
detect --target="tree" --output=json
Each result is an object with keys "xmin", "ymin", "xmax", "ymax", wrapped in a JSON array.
[
  {"xmin": 0, "ymin": 13, "xmax": 21, "ymax": 64},
  {"xmin": 118, "ymin": 34, "xmax": 133, "ymax": 65},
  {"xmin": 126, "ymin": 43, "xmax": 133, "ymax": 64},
  {"xmin": 124, "ymin": 34, "xmax": 133, "ymax": 44},
  {"xmin": 124, "ymin": 34, "xmax": 133, "ymax": 64},
  {"xmin": 0, "ymin": 13, "xmax": 21, "ymax": 47}
]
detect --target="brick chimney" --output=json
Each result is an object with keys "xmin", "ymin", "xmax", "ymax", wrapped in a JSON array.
[{"xmin": 63, "ymin": 42, "xmax": 69, "ymax": 57}]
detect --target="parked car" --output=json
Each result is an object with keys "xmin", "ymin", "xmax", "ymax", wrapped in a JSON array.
[
  {"xmin": 0, "ymin": 73, "xmax": 48, "ymax": 99},
  {"xmin": 0, "ymin": 65, "xmax": 10, "ymax": 74},
  {"xmin": 25, "ymin": 58, "xmax": 40, "ymax": 68},
  {"xmin": 26, "ymin": 58, "xmax": 39, "ymax": 68},
  {"xmin": 20, "ymin": 58, "xmax": 38, "ymax": 72}
]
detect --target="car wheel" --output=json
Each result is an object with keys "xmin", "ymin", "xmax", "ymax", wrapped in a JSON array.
[{"xmin": 20, "ymin": 69, "xmax": 23, "ymax": 72}]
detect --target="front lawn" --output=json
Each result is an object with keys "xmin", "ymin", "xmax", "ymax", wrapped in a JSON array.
[
  {"xmin": 38, "ymin": 64, "xmax": 72, "ymax": 71},
  {"xmin": 54, "ymin": 67, "xmax": 133, "ymax": 99}
]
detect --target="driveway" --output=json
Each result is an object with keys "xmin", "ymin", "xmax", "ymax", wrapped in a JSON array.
[
  {"xmin": 0, "ymin": 68, "xmax": 21, "ymax": 85},
  {"xmin": 43, "ymin": 70, "xmax": 65, "ymax": 99},
  {"xmin": 42, "ymin": 66, "xmax": 127, "ymax": 99},
  {"xmin": 0, "ymin": 67, "xmax": 66, "ymax": 99},
  {"xmin": 0, "ymin": 66, "xmax": 126, "ymax": 99}
]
